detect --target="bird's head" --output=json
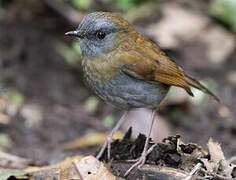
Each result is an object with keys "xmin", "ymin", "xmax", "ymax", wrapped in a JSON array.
[{"xmin": 65, "ymin": 12, "xmax": 133, "ymax": 58}]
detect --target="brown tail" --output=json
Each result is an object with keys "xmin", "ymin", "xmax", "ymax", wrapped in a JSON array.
[{"xmin": 184, "ymin": 74, "xmax": 220, "ymax": 102}]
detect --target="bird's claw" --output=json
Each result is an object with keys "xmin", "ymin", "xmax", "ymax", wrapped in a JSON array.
[
  {"xmin": 124, "ymin": 154, "xmax": 146, "ymax": 177},
  {"xmin": 96, "ymin": 134, "xmax": 113, "ymax": 160},
  {"xmin": 124, "ymin": 144, "xmax": 157, "ymax": 177}
]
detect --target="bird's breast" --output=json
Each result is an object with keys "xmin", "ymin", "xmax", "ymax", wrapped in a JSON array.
[{"xmin": 82, "ymin": 60, "xmax": 170, "ymax": 110}]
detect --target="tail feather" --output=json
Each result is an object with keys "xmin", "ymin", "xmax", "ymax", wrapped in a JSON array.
[{"xmin": 184, "ymin": 74, "xmax": 220, "ymax": 102}]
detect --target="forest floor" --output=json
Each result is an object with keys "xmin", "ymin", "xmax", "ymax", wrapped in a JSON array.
[{"xmin": 0, "ymin": 0, "xmax": 236, "ymax": 179}]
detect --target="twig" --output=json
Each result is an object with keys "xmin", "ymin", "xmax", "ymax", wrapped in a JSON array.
[
  {"xmin": 43, "ymin": 0, "xmax": 83, "ymax": 25},
  {"xmin": 184, "ymin": 163, "xmax": 202, "ymax": 180}
]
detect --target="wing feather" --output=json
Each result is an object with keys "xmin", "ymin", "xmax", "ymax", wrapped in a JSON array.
[{"xmin": 118, "ymin": 33, "xmax": 219, "ymax": 101}]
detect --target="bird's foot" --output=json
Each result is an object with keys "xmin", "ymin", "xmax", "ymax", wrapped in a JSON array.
[
  {"xmin": 124, "ymin": 144, "xmax": 157, "ymax": 177},
  {"xmin": 96, "ymin": 132, "xmax": 113, "ymax": 160}
]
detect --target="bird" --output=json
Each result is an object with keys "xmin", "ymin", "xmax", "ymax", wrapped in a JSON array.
[{"xmin": 65, "ymin": 12, "xmax": 219, "ymax": 176}]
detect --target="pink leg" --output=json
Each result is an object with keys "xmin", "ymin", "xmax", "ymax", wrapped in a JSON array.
[
  {"xmin": 96, "ymin": 111, "xmax": 128, "ymax": 160},
  {"xmin": 124, "ymin": 110, "xmax": 156, "ymax": 177}
]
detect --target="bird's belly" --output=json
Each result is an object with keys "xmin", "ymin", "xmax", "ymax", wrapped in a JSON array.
[{"xmin": 85, "ymin": 72, "xmax": 170, "ymax": 110}]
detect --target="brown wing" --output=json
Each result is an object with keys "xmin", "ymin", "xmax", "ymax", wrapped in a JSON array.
[{"xmin": 119, "ymin": 33, "xmax": 219, "ymax": 101}]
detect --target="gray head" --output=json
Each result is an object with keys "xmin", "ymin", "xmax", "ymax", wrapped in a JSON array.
[{"xmin": 65, "ymin": 12, "xmax": 131, "ymax": 58}]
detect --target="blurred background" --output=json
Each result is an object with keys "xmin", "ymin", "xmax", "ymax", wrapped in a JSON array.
[{"xmin": 0, "ymin": 0, "xmax": 235, "ymax": 165}]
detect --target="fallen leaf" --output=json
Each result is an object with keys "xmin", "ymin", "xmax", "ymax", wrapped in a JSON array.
[
  {"xmin": 0, "ymin": 171, "xmax": 25, "ymax": 180},
  {"xmin": 74, "ymin": 156, "xmax": 116, "ymax": 180},
  {"xmin": 24, "ymin": 155, "xmax": 83, "ymax": 173},
  {"xmin": 0, "ymin": 152, "xmax": 33, "ymax": 169},
  {"xmin": 62, "ymin": 131, "xmax": 124, "ymax": 150},
  {"xmin": 200, "ymin": 138, "xmax": 233, "ymax": 178}
]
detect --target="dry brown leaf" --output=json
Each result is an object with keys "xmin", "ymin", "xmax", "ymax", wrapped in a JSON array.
[
  {"xmin": 0, "ymin": 95, "xmax": 7, "ymax": 111},
  {"xmin": 176, "ymin": 139, "xmax": 206, "ymax": 171},
  {"xmin": 0, "ymin": 113, "xmax": 10, "ymax": 124},
  {"xmin": 25, "ymin": 155, "xmax": 83, "ymax": 172},
  {"xmin": 24, "ymin": 156, "xmax": 83, "ymax": 180},
  {"xmin": 200, "ymin": 138, "xmax": 233, "ymax": 178},
  {"xmin": 208, "ymin": 138, "xmax": 225, "ymax": 164},
  {"xmin": 74, "ymin": 156, "xmax": 116, "ymax": 180},
  {"xmin": 63, "ymin": 131, "xmax": 124, "ymax": 150},
  {"xmin": 0, "ymin": 152, "xmax": 33, "ymax": 169},
  {"xmin": 24, "ymin": 155, "xmax": 117, "ymax": 179}
]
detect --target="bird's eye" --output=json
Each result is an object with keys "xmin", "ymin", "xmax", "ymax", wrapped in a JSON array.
[{"xmin": 96, "ymin": 31, "xmax": 106, "ymax": 39}]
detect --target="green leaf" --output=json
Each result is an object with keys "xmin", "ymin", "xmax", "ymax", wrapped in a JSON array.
[
  {"xmin": 116, "ymin": 0, "xmax": 136, "ymax": 11},
  {"xmin": 72, "ymin": 0, "xmax": 91, "ymax": 9},
  {"xmin": 84, "ymin": 96, "xmax": 99, "ymax": 114},
  {"xmin": 0, "ymin": 171, "xmax": 25, "ymax": 180},
  {"xmin": 55, "ymin": 41, "xmax": 80, "ymax": 67},
  {"xmin": 210, "ymin": 0, "xmax": 236, "ymax": 31},
  {"xmin": 0, "ymin": 133, "xmax": 12, "ymax": 150},
  {"xmin": 72, "ymin": 41, "xmax": 82, "ymax": 56},
  {"xmin": 115, "ymin": 0, "xmax": 156, "ymax": 11},
  {"xmin": 5, "ymin": 91, "xmax": 24, "ymax": 106},
  {"xmin": 102, "ymin": 115, "xmax": 115, "ymax": 128}
]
